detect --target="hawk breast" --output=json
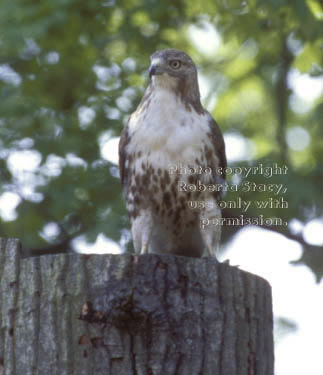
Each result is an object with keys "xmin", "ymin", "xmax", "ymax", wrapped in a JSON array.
[{"xmin": 123, "ymin": 87, "xmax": 219, "ymax": 233}]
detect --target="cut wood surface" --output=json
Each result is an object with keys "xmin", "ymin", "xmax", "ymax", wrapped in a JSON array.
[{"xmin": 0, "ymin": 238, "xmax": 274, "ymax": 375}]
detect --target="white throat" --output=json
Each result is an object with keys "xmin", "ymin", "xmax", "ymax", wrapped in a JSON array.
[{"xmin": 151, "ymin": 73, "xmax": 178, "ymax": 92}]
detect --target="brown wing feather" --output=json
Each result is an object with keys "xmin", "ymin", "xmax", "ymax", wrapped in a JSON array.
[
  {"xmin": 118, "ymin": 86, "xmax": 153, "ymax": 193},
  {"xmin": 118, "ymin": 123, "xmax": 130, "ymax": 193},
  {"xmin": 208, "ymin": 115, "xmax": 227, "ymax": 189}
]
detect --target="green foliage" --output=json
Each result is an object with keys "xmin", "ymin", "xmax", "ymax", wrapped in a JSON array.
[{"xmin": 0, "ymin": 0, "xmax": 322, "ymax": 278}]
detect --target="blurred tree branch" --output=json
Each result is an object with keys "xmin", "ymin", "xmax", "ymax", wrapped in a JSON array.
[{"xmin": 275, "ymin": 36, "xmax": 294, "ymax": 165}]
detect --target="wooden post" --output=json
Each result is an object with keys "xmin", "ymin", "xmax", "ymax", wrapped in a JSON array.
[{"xmin": 0, "ymin": 237, "xmax": 274, "ymax": 375}]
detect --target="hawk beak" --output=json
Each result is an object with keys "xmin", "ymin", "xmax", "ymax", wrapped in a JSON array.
[
  {"xmin": 149, "ymin": 58, "xmax": 164, "ymax": 78},
  {"xmin": 149, "ymin": 65, "xmax": 157, "ymax": 78}
]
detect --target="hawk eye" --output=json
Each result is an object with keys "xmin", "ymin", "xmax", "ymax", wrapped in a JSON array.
[{"xmin": 170, "ymin": 60, "xmax": 181, "ymax": 69}]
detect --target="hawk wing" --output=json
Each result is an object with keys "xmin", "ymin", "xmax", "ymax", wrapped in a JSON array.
[
  {"xmin": 118, "ymin": 87, "xmax": 153, "ymax": 194},
  {"xmin": 208, "ymin": 116, "xmax": 227, "ymax": 195},
  {"xmin": 118, "ymin": 122, "xmax": 130, "ymax": 194}
]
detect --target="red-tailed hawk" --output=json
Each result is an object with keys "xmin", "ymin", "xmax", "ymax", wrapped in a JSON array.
[{"xmin": 119, "ymin": 49, "xmax": 226, "ymax": 258}]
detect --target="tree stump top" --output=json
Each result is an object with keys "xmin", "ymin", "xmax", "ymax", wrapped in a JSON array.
[{"xmin": 0, "ymin": 238, "xmax": 274, "ymax": 375}]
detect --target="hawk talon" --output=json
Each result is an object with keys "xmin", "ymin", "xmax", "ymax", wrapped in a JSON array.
[{"xmin": 140, "ymin": 244, "xmax": 148, "ymax": 255}]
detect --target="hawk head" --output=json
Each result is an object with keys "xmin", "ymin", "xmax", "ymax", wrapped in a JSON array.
[{"xmin": 148, "ymin": 49, "xmax": 202, "ymax": 112}]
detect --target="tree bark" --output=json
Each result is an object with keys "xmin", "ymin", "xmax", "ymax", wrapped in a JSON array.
[{"xmin": 0, "ymin": 237, "xmax": 274, "ymax": 375}]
